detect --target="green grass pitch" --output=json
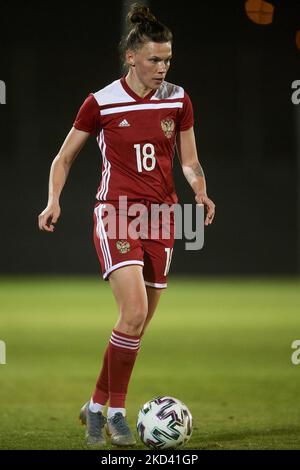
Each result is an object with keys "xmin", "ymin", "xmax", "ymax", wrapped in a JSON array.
[{"xmin": 0, "ymin": 276, "xmax": 300, "ymax": 450}]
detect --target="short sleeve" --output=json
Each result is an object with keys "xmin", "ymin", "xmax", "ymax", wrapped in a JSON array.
[
  {"xmin": 178, "ymin": 92, "xmax": 194, "ymax": 131},
  {"xmin": 73, "ymin": 94, "xmax": 100, "ymax": 135}
]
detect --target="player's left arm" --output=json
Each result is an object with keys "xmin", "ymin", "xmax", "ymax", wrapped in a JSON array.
[{"xmin": 176, "ymin": 127, "xmax": 215, "ymax": 225}]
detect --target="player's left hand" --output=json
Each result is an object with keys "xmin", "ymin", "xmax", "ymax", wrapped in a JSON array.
[{"xmin": 195, "ymin": 193, "xmax": 215, "ymax": 226}]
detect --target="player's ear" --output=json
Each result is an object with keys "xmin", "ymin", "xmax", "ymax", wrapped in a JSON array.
[{"xmin": 126, "ymin": 49, "xmax": 135, "ymax": 67}]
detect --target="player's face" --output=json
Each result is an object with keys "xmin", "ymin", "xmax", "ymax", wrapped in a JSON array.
[{"xmin": 127, "ymin": 41, "xmax": 172, "ymax": 91}]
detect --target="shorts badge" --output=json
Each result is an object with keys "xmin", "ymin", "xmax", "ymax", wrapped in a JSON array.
[
  {"xmin": 116, "ymin": 240, "xmax": 131, "ymax": 254},
  {"xmin": 161, "ymin": 118, "xmax": 175, "ymax": 139}
]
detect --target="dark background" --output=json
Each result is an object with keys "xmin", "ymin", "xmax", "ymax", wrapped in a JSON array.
[{"xmin": 0, "ymin": 0, "xmax": 299, "ymax": 276}]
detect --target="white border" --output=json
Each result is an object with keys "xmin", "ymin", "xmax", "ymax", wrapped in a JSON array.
[
  {"xmin": 103, "ymin": 260, "xmax": 144, "ymax": 279},
  {"xmin": 144, "ymin": 281, "xmax": 168, "ymax": 289},
  {"xmin": 101, "ymin": 102, "xmax": 183, "ymax": 116}
]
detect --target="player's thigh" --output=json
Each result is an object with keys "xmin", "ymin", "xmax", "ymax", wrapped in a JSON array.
[{"xmin": 109, "ymin": 265, "xmax": 148, "ymax": 318}]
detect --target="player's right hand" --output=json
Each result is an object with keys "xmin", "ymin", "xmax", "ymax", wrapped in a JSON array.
[{"xmin": 38, "ymin": 203, "xmax": 61, "ymax": 232}]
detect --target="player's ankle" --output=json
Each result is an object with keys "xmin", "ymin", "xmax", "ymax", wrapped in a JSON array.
[{"xmin": 107, "ymin": 407, "xmax": 126, "ymax": 419}]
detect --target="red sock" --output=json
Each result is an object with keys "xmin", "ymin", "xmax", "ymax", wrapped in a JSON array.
[
  {"xmin": 92, "ymin": 345, "xmax": 109, "ymax": 406},
  {"xmin": 108, "ymin": 329, "xmax": 141, "ymax": 408}
]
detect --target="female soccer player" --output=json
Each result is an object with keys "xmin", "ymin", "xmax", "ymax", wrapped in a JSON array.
[{"xmin": 38, "ymin": 3, "xmax": 215, "ymax": 447}]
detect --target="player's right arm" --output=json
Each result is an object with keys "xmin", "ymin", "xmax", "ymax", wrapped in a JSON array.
[{"xmin": 38, "ymin": 127, "xmax": 90, "ymax": 232}]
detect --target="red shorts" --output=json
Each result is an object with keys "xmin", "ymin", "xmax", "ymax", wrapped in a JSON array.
[{"xmin": 93, "ymin": 200, "xmax": 175, "ymax": 289}]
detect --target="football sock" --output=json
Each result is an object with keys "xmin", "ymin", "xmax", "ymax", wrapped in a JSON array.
[
  {"xmin": 108, "ymin": 329, "xmax": 141, "ymax": 408},
  {"xmin": 107, "ymin": 407, "xmax": 126, "ymax": 419},
  {"xmin": 89, "ymin": 397, "xmax": 105, "ymax": 414},
  {"xmin": 92, "ymin": 345, "xmax": 109, "ymax": 406}
]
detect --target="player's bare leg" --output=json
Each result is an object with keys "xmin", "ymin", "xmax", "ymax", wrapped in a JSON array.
[
  {"xmin": 110, "ymin": 265, "xmax": 148, "ymax": 336},
  {"xmin": 80, "ymin": 266, "xmax": 146, "ymax": 446},
  {"xmin": 140, "ymin": 286, "xmax": 162, "ymax": 336},
  {"xmin": 104, "ymin": 265, "xmax": 148, "ymax": 446}
]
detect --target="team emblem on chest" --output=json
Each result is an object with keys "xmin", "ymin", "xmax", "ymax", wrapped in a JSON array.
[
  {"xmin": 161, "ymin": 118, "xmax": 175, "ymax": 139},
  {"xmin": 116, "ymin": 240, "xmax": 131, "ymax": 254}
]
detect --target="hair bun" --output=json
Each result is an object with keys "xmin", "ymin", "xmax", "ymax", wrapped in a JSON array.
[{"xmin": 127, "ymin": 3, "xmax": 157, "ymax": 25}]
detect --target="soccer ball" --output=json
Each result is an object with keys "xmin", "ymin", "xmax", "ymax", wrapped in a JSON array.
[{"xmin": 136, "ymin": 396, "xmax": 193, "ymax": 449}]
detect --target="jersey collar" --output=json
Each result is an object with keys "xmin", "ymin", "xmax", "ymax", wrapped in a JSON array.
[{"xmin": 120, "ymin": 76, "xmax": 157, "ymax": 102}]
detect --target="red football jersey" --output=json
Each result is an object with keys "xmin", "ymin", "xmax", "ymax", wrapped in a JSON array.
[{"xmin": 73, "ymin": 77, "xmax": 194, "ymax": 204}]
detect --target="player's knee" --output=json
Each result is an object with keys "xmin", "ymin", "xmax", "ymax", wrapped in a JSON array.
[{"xmin": 121, "ymin": 303, "xmax": 148, "ymax": 331}]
